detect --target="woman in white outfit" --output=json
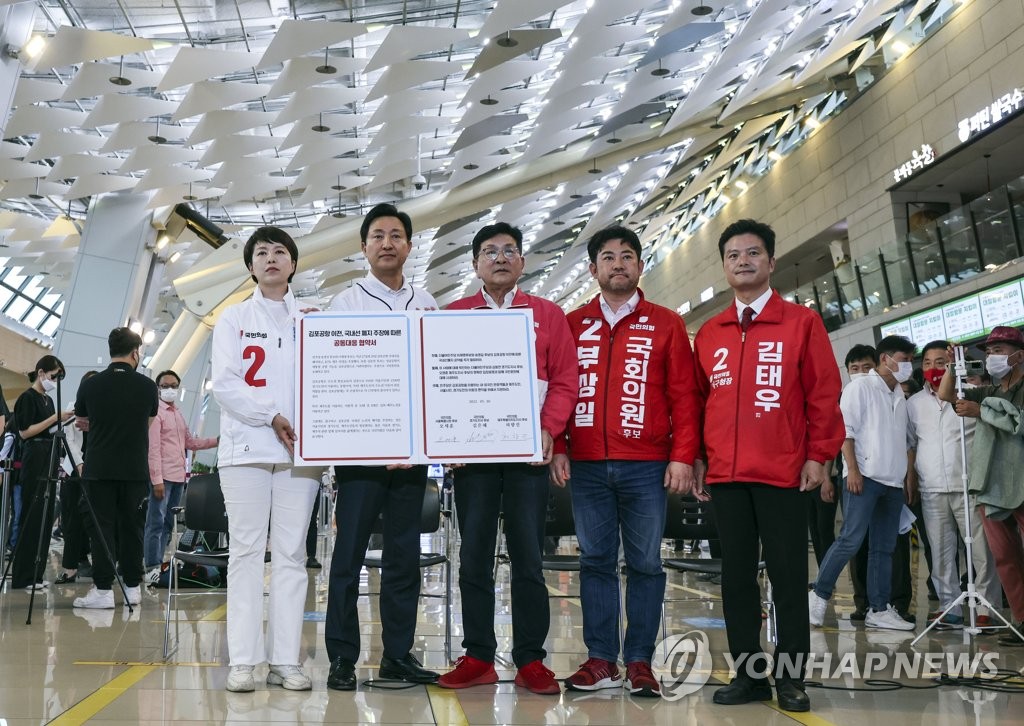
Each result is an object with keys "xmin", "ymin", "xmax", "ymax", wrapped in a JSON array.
[{"xmin": 212, "ymin": 227, "xmax": 321, "ymax": 692}]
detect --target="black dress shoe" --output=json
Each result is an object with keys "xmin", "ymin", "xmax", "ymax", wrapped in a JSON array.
[
  {"xmin": 327, "ymin": 657, "xmax": 356, "ymax": 691},
  {"xmin": 305, "ymin": 557, "xmax": 322, "ymax": 569},
  {"xmin": 775, "ymin": 680, "xmax": 810, "ymax": 712},
  {"xmin": 55, "ymin": 572, "xmax": 77, "ymax": 584},
  {"xmin": 379, "ymin": 653, "xmax": 439, "ymax": 683},
  {"xmin": 712, "ymin": 676, "xmax": 772, "ymax": 705}
]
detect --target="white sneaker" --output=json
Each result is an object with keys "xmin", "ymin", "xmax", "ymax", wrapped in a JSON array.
[
  {"xmin": 143, "ymin": 567, "xmax": 161, "ymax": 585},
  {"xmin": 24, "ymin": 580, "xmax": 50, "ymax": 591},
  {"xmin": 808, "ymin": 590, "xmax": 827, "ymax": 627},
  {"xmin": 226, "ymin": 665, "xmax": 256, "ymax": 693},
  {"xmin": 267, "ymin": 665, "xmax": 312, "ymax": 691},
  {"xmin": 124, "ymin": 586, "xmax": 141, "ymax": 605},
  {"xmin": 73, "ymin": 587, "xmax": 115, "ymax": 609},
  {"xmin": 865, "ymin": 606, "xmax": 915, "ymax": 631}
]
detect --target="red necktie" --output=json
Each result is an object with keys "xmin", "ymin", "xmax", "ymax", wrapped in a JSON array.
[{"xmin": 741, "ymin": 306, "xmax": 754, "ymax": 331}]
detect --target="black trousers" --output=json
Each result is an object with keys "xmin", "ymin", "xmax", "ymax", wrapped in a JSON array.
[
  {"xmin": 305, "ymin": 489, "xmax": 320, "ymax": 559},
  {"xmin": 59, "ymin": 474, "xmax": 93, "ymax": 570},
  {"xmin": 453, "ymin": 463, "xmax": 550, "ymax": 667},
  {"xmin": 84, "ymin": 479, "xmax": 148, "ymax": 589},
  {"xmin": 710, "ymin": 483, "xmax": 809, "ymax": 682},
  {"xmin": 12, "ymin": 439, "xmax": 57, "ymax": 588},
  {"xmin": 806, "ymin": 486, "xmax": 838, "ymax": 566},
  {"xmin": 325, "ymin": 465, "xmax": 427, "ymax": 663}
]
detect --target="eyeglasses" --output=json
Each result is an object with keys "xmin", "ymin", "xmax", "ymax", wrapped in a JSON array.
[
  {"xmin": 479, "ymin": 246, "xmax": 521, "ymax": 262},
  {"xmin": 158, "ymin": 383, "xmax": 180, "ymax": 390}
]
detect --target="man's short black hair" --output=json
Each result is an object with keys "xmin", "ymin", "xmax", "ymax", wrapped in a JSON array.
[
  {"xmin": 360, "ymin": 203, "xmax": 412, "ymax": 245},
  {"xmin": 471, "ymin": 222, "xmax": 523, "ymax": 259},
  {"xmin": 109, "ymin": 327, "xmax": 143, "ymax": 358},
  {"xmin": 586, "ymin": 225, "xmax": 642, "ymax": 263},
  {"xmin": 921, "ymin": 339, "xmax": 950, "ymax": 358},
  {"xmin": 156, "ymin": 370, "xmax": 181, "ymax": 385},
  {"xmin": 718, "ymin": 219, "xmax": 776, "ymax": 260},
  {"xmin": 877, "ymin": 334, "xmax": 916, "ymax": 359},
  {"xmin": 243, "ymin": 226, "xmax": 299, "ymax": 283},
  {"xmin": 844, "ymin": 344, "xmax": 878, "ymax": 367}
]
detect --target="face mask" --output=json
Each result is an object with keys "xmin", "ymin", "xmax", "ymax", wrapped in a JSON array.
[
  {"xmin": 986, "ymin": 354, "xmax": 1011, "ymax": 379},
  {"xmin": 848, "ymin": 372, "xmax": 868, "ymax": 381},
  {"xmin": 888, "ymin": 360, "xmax": 913, "ymax": 383},
  {"xmin": 41, "ymin": 378, "xmax": 57, "ymax": 393},
  {"xmin": 922, "ymin": 368, "xmax": 945, "ymax": 388},
  {"xmin": 159, "ymin": 388, "xmax": 178, "ymax": 403}
]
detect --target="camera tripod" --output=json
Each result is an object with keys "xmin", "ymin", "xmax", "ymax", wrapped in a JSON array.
[
  {"xmin": 913, "ymin": 345, "xmax": 1023, "ymax": 645},
  {"xmin": 0, "ymin": 378, "xmax": 132, "ymax": 623}
]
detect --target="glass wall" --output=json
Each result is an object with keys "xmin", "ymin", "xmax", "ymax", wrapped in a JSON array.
[{"xmin": 776, "ymin": 173, "xmax": 1024, "ymax": 332}]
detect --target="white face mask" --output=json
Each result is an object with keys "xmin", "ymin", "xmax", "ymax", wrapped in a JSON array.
[
  {"xmin": 41, "ymin": 378, "xmax": 57, "ymax": 393},
  {"xmin": 848, "ymin": 372, "xmax": 868, "ymax": 380},
  {"xmin": 159, "ymin": 388, "xmax": 179, "ymax": 403},
  {"xmin": 887, "ymin": 359, "xmax": 913, "ymax": 383},
  {"xmin": 986, "ymin": 354, "xmax": 1012, "ymax": 380}
]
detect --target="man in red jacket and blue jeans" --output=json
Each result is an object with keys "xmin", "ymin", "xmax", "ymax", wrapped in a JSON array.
[
  {"xmin": 551, "ymin": 225, "xmax": 700, "ymax": 697},
  {"xmin": 692, "ymin": 219, "xmax": 845, "ymax": 713}
]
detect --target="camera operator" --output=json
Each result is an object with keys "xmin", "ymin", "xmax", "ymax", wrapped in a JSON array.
[
  {"xmin": 938, "ymin": 326, "xmax": 1024, "ymax": 646},
  {"xmin": 11, "ymin": 356, "xmax": 72, "ymax": 590}
]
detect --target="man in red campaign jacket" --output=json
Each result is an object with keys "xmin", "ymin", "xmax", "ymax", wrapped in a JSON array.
[
  {"xmin": 693, "ymin": 219, "xmax": 844, "ymax": 714},
  {"xmin": 551, "ymin": 225, "xmax": 700, "ymax": 698},
  {"xmin": 439, "ymin": 222, "xmax": 577, "ymax": 696}
]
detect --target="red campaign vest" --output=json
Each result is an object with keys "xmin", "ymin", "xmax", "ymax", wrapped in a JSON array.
[
  {"xmin": 694, "ymin": 291, "xmax": 845, "ymax": 488},
  {"xmin": 562, "ymin": 292, "xmax": 700, "ymax": 463}
]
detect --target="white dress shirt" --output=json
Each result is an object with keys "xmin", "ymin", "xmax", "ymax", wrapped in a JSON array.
[
  {"xmin": 599, "ymin": 290, "xmax": 640, "ymax": 328},
  {"xmin": 733, "ymin": 287, "xmax": 773, "ymax": 322},
  {"xmin": 906, "ymin": 386, "xmax": 974, "ymax": 492},
  {"xmin": 840, "ymin": 369, "xmax": 910, "ymax": 488},
  {"xmin": 481, "ymin": 286, "xmax": 518, "ymax": 309}
]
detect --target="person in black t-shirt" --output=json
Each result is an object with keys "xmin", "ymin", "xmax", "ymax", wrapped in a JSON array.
[
  {"xmin": 73, "ymin": 328, "xmax": 158, "ymax": 609},
  {"xmin": 11, "ymin": 355, "xmax": 71, "ymax": 590}
]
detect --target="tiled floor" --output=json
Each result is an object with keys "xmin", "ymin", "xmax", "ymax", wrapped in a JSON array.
[{"xmin": 1, "ymin": 532, "xmax": 1022, "ymax": 725}]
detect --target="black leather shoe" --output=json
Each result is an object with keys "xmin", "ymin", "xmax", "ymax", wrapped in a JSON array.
[
  {"xmin": 379, "ymin": 653, "xmax": 439, "ymax": 683},
  {"xmin": 305, "ymin": 557, "xmax": 322, "ymax": 569},
  {"xmin": 712, "ymin": 676, "xmax": 772, "ymax": 705},
  {"xmin": 775, "ymin": 680, "xmax": 810, "ymax": 712},
  {"xmin": 327, "ymin": 657, "xmax": 356, "ymax": 691},
  {"xmin": 55, "ymin": 572, "xmax": 77, "ymax": 584}
]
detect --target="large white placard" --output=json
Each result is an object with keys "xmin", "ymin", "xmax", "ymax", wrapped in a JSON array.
[{"xmin": 295, "ymin": 309, "xmax": 540, "ymax": 465}]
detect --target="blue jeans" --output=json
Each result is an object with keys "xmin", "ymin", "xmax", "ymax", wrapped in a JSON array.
[
  {"xmin": 570, "ymin": 460, "xmax": 667, "ymax": 664},
  {"xmin": 813, "ymin": 477, "xmax": 904, "ymax": 612},
  {"xmin": 143, "ymin": 480, "xmax": 184, "ymax": 568}
]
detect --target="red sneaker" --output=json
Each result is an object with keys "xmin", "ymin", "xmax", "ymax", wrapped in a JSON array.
[
  {"xmin": 625, "ymin": 661, "xmax": 660, "ymax": 697},
  {"xmin": 438, "ymin": 655, "xmax": 498, "ymax": 689},
  {"xmin": 514, "ymin": 660, "xmax": 560, "ymax": 695},
  {"xmin": 564, "ymin": 658, "xmax": 622, "ymax": 691}
]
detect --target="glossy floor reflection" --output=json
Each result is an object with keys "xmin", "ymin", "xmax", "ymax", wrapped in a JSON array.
[{"xmin": 0, "ymin": 533, "xmax": 1022, "ymax": 725}]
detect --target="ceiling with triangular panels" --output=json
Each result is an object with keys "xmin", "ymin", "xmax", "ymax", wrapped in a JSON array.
[{"xmin": 0, "ymin": 0, "xmax": 964, "ymax": 344}]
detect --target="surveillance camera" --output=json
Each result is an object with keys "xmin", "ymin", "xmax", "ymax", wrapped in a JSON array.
[{"xmin": 411, "ymin": 173, "xmax": 427, "ymax": 191}]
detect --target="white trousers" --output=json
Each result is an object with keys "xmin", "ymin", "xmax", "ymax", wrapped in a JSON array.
[
  {"xmin": 220, "ymin": 464, "xmax": 320, "ymax": 666},
  {"xmin": 920, "ymin": 490, "xmax": 1000, "ymax": 616}
]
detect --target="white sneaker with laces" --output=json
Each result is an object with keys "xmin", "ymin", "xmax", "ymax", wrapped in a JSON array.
[
  {"xmin": 124, "ymin": 586, "xmax": 141, "ymax": 605},
  {"xmin": 226, "ymin": 665, "xmax": 256, "ymax": 692},
  {"xmin": 267, "ymin": 665, "xmax": 312, "ymax": 690},
  {"xmin": 73, "ymin": 586, "xmax": 115, "ymax": 609},
  {"xmin": 143, "ymin": 567, "xmax": 161, "ymax": 585},
  {"xmin": 865, "ymin": 606, "xmax": 915, "ymax": 631},
  {"xmin": 808, "ymin": 590, "xmax": 828, "ymax": 627},
  {"xmin": 24, "ymin": 580, "xmax": 50, "ymax": 591}
]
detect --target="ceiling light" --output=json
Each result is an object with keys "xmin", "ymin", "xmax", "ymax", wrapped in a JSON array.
[
  {"xmin": 312, "ymin": 112, "xmax": 330, "ymax": 133},
  {"xmin": 892, "ymin": 40, "xmax": 910, "ymax": 55},
  {"xmin": 768, "ymin": 150, "xmax": 783, "ymax": 161},
  {"xmin": 805, "ymin": 117, "xmax": 822, "ymax": 130},
  {"xmin": 143, "ymin": 330, "xmax": 156, "ymax": 345},
  {"xmin": 168, "ymin": 251, "xmax": 182, "ymax": 264},
  {"xmin": 651, "ymin": 60, "xmax": 671, "ymax": 77},
  {"xmin": 147, "ymin": 118, "xmax": 166, "ymax": 144},
  {"xmin": 496, "ymin": 32, "xmax": 519, "ymax": 48},
  {"xmin": 156, "ymin": 234, "xmax": 171, "ymax": 251},
  {"xmin": 316, "ymin": 46, "xmax": 337, "ymax": 74},
  {"xmin": 108, "ymin": 56, "xmax": 131, "ymax": 86},
  {"xmin": 480, "ymin": 95, "xmax": 498, "ymax": 106},
  {"xmin": 588, "ymin": 160, "xmax": 602, "ymax": 174},
  {"xmin": 692, "ymin": 3, "xmax": 713, "ymax": 16}
]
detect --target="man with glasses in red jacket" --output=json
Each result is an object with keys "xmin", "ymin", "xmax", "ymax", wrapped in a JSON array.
[{"xmin": 693, "ymin": 219, "xmax": 844, "ymax": 713}]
